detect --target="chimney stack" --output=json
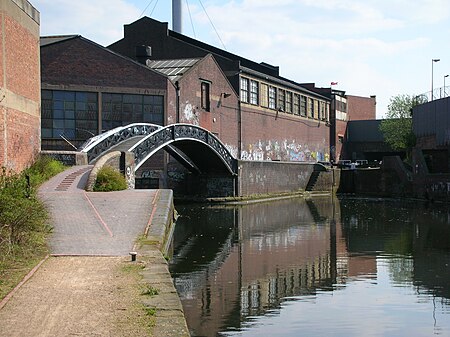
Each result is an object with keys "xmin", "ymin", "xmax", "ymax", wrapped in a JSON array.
[{"xmin": 172, "ymin": 0, "xmax": 183, "ymax": 33}]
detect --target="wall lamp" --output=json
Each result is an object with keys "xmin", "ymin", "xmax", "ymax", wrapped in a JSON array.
[{"xmin": 221, "ymin": 92, "xmax": 231, "ymax": 98}]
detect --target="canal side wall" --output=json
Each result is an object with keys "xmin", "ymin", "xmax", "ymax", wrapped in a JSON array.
[
  {"xmin": 136, "ymin": 189, "xmax": 190, "ymax": 336},
  {"xmin": 338, "ymin": 156, "xmax": 413, "ymax": 197},
  {"xmin": 237, "ymin": 160, "xmax": 334, "ymax": 196}
]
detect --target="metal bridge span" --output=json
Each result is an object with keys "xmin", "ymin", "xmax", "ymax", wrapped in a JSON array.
[{"xmin": 79, "ymin": 123, "xmax": 237, "ymax": 176}]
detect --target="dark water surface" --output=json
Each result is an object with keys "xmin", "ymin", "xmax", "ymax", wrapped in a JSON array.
[{"xmin": 169, "ymin": 197, "xmax": 450, "ymax": 337}]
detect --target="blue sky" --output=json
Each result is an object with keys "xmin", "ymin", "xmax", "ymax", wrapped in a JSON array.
[{"xmin": 33, "ymin": 0, "xmax": 450, "ymax": 118}]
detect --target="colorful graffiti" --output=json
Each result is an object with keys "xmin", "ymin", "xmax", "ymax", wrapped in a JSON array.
[{"xmin": 240, "ymin": 139, "xmax": 329, "ymax": 163}]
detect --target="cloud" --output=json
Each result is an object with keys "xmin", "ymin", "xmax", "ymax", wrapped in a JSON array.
[{"xmin": 34, "ymin": 0, "xmax": 141, "ymax": 45}]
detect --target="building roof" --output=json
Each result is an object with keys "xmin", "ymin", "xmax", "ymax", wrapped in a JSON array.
[
  {"xmin": 40, "ymin": 35, "xmax": 79, "ymax": 47},
  {"xmin": 146, "ymin": 58, "xmax": 201, "ymax": 82}
]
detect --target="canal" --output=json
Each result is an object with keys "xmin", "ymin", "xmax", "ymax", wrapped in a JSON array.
[{"xmin": 169, "ymin": 197, "xmax": 450, "ymax": 337}]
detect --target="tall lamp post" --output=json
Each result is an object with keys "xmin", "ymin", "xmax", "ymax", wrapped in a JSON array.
[
  {"xmin": 444, "ymin": 74, "xmax": 449, "ymax": 98},
  {"xmin": 431, "ymin": 58, "xmax": 440, "ymax": 100}
]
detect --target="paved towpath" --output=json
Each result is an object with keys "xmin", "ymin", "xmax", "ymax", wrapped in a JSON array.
[
  {"xmin": 0, "ymin": 165, "xmax": 189, "ymax": 337},
  {"xmin": 38, "ymin": 165, "xmax": 157, "ymax": 255}
]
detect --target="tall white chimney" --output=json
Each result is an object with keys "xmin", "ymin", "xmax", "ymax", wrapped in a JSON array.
[{"xmin": 172, "ymin": 0, "xmax": 183, "ymax": 33}]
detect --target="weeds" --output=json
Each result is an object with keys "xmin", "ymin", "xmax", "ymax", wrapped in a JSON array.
[{"xmin": 141, "ymin": 285, "xmax": 159, "ymax": 296}]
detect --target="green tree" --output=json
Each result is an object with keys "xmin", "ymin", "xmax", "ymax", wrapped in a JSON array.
[{"xmin": 379, "ymin": 94, "xmax": 426, "ymax": 158}]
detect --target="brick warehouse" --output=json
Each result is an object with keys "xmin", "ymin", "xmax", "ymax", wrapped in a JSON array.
[
  {"xmin": 0, "ymin": 0, "xmax": 40, "ymax": 172},
  {"xmin": 40, "ymin": 35, "xmax": 239, "ymax": 188},
  {"xmin": 109, "ymin": 17, "xmax": 331, "ymax": 163}
]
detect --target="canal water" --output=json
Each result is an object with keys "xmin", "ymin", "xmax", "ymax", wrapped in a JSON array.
[{"xmin": 169, "ymin": 197, "xmax": 450, "ymax": 337}]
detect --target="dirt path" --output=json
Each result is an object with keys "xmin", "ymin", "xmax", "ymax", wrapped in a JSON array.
[{"xmin": 0, "ymin": 256, "xmax": 152, "ymax": 337}]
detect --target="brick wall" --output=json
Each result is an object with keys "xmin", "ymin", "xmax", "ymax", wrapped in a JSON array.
[
  {"xmin": 0, "ymin": 0, "xmax": 40, "ymax": 172},
  {"xmin": 176, "ymin": 54, "xmax": 239, "ymax": 155},
  {"xmin": 347, "ymin": 95, "xmax": 376, "ymax": 120},
  {"xmin": 240, "ymin": 106, "xmax": 329, "ymax": 162},
  {"xmin": 41, "ymin": 37, "xmax": 168, "ymax": 90}
]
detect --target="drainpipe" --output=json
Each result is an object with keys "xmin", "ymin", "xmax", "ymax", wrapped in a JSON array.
[{"xmin": 175, "ymin": 81, "xmax": 180, "ymax": 123}]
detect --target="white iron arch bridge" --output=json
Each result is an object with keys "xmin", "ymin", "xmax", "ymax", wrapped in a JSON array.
[{"xmin": 79, "ymin": 123, "xmax": 237, "ymax": 176}]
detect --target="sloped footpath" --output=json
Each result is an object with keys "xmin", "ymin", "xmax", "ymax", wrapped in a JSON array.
[{"xmin": 0, "ymin": 165, "xmax": 189, "ymax": 337}]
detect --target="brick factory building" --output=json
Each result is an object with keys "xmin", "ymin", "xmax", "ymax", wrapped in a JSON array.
[
  {"xmin": 0, "ymin": 0, "xmax": 40, "ymax": 172},
  {"xmin": 109, "ymin": 17, "xmax": 331, "ymax": 163}
]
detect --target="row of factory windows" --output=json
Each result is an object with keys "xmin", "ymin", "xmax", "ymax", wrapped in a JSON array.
[
  {"xmin": 240, "ymin": 77, "xmax": 329, "ymax": 121},
  {"xmin": 41, "ymin": 90, "xmax": 164, "ymax": 140}
]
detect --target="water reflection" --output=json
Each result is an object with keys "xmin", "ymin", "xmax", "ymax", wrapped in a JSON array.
[{"xmin": 169, "ymin": 198, "xmax": 450, "ymax": 337}]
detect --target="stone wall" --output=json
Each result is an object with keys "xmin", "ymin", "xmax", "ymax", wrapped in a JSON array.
[{"xmin": 237, "ymin": 160, "xmax": 314, "ymax": 196}]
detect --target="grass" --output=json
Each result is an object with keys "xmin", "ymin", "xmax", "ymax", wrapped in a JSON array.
[
  {"xmin": 0, "ymin": 156, "xmax": 65, "ymax": 301},
  {"xmin": 141, "ymin": 285, "xmax": 159, "ymax": 296},
  {"xmin": 118, "ymin": 259, "xmax": 159, "ymax": 333}
]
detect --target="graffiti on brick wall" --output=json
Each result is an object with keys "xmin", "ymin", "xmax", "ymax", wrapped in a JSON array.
[
  {"xmin": 225, "ymin": 144, "xmax": 238, "ymax": 159},
  {"xmin": 240, "ymin": 139, "xmax": 329, "ymax": 162},
  {"xmin": 182, "ymin": 102, "xmax": 199, "ymax": 125}
]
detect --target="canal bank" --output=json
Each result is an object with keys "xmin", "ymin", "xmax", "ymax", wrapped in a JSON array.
[{"xmin": 0, "ymin": 166, "xmax": 189, "ymax": 337}]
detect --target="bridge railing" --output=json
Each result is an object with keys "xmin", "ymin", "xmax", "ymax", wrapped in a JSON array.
[
  {"xmin": 79, "ymin": 123, "xmax": 162, "ymax": 163},
  {"xmin": 131, "ymin": 124, "xmax": 237, "ymax": 174}
]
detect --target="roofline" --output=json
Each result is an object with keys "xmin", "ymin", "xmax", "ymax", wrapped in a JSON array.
[
  {"xmin": 41, "ymin": 34, "xmax": 174, "ymax": 87},
  {"xmin": 240, "ymin": 66, "xmax": 330, "ymax": 101}
]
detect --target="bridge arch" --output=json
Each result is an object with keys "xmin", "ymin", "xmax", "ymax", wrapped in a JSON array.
[{"xmin": 79, "ymin": 123, "xmax": 237, "ymax": 176}]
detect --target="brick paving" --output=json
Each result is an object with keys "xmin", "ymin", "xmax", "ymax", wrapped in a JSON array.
[{"xmin": 38, "ymin": 165, "xmax": 157, "ymax": 256}]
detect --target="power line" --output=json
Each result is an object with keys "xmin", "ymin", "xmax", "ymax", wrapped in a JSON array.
[
  {"xmin": 139, "ymin": 0, "xmax": 159, "ymax": 18},
  {"xmin": 185, "ymin": 0, "xmax": 197, "ymax": 38},
  {"xmin": 197, "ymin": 0, "xmax": 226, "ymax": 50}
]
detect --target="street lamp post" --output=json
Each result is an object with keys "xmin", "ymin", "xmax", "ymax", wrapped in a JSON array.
[
  {"xmin": 431, "ymin": 58, "xmax": 440, "ymax": 100},
  {"xmin": 444, "ymin": 74, "xmax": 449, "ymax": 98}
]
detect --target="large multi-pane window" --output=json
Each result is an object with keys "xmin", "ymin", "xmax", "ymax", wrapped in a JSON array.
[
  {"xmin": 240, "ymin": 78, "xmax": 249, "ymax": 103},
  {"xmin": 41, "ymin": 90, "xmax": 98, "ymax": 139},
  {"xmin": 293, "ymin": 94, "xmax": 300, "ymax": 115},
  {"xmin": 285, "ymin": 91, "xmax": 292, "ymax": 113},
  {"xmin": 278, "ymin": 89, "xmax": 285, "ymax": 111},
  {"xmin": 268, "ymin": 86, "xmax": 276, "ymax": 109},
  {"xmin": 102, "ymin": 93, "xmax": 164, "ymax": 130},
  {"xmin": 250, "ymin": 80, "xmax": 259, "ymax": 105},
  {"xmin": 300, "ymin": 96, "xmax": 307, "ymax": 116}
]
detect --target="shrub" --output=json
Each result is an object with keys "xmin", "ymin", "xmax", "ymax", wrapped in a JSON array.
[
  {"xmin": 24, "ymin": 155, "xmax": 66, "ymax": 187},
  {"xmin": 1, "ymin": 156, "xmax": 65, "ymax": 298},
  {"xmin": 93, "ymin": 166, "xmax": 128, "ymax": 192}
]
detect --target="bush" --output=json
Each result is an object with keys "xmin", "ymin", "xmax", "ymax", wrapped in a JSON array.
[
  {"xmin": 24, "ymin": 155, "xmax": 66, "ymax": 187},
  {"xmin": 0, "ymin": 156, "xmax": 65, "ymax": 299},
  {"xmin": 93, "ymin": 166, "xmax": 128, "ymax": 192}
]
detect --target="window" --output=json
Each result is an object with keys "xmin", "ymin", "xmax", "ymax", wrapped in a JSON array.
[
  {"xmin": 278, "ymin": 89, "xmax": 285, "ymax": 111},
  {"xmin": 285, "ymin": 91, "xmax": 292, "ymax": 113},
  {"xmin": 319, "ymin": 101, "xmax": 325, "ymax": 120},
  {"xmin": 308, "ymin": 98, "xmax": 314, "ymax": 118},
  {"xmin": 260, "ymin": 83, "xmax": 268, "ymax": 107},
  {"xmin": 240, "ymin": 77, "xmax": 249, "ymax": 103},
  {"xmin": 102, "ymin": 93, "xmax": 164, "ymax": 130},
  {"xmin": 41, "ymin": 90, "xmax": 98, "ymax": 140},
  {"xmin": 269, "ymin": 86, "xmax": 276, "ymax": 109},
  {"xmin": 250, "ymin": 80, "xmax": 259, "ymax": 105},
  {"xmin": 300, "ymin": 96, "xmax": 307, "ymax": 116},
  {"xmin": 201, "ymin": 81, "xmax": 210, "ymax": 111},
  {"xmin": 293, "ymin": 94, "xmax": 300, "ymax": 115}
]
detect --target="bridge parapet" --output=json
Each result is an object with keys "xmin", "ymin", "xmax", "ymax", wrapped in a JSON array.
[
  {"xmin": 131, "ymin": 124, "xmax": 237, "ymax": 174},
  {"xmin": 79, "ymin": 123, "xmax": 162, "ymax": 163}
]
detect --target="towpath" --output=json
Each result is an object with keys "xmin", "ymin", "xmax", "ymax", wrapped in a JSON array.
[{"xmin": 0, "ymin": 165, "xmax": 189, "ymax": 336}]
